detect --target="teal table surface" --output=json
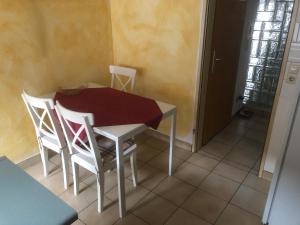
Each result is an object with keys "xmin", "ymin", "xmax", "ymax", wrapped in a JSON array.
[{"xmin": 0, "ymin": 156, "xmax": 77, "ymax": 225}]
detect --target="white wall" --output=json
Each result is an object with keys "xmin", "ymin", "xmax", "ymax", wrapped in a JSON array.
[
  {"xmin": 232, "ymin": 0, "xmax": 259, "ymax": 115},
  {"xmin": 264, "ymin": 7, "xmax": 300, "ymax": 173},
  {"xmin": 263, "ymin": 90, "xmax": 300, "ymax": 225}
]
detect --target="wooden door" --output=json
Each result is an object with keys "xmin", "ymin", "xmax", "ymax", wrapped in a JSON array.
[{"xmin": 202, "ymin": 0, "xmax": 247, "ymax": 144}]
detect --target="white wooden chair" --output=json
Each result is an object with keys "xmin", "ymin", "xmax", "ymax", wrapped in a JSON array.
[
  {"xmin": 22, "ymin": 91, "xmax": 69, "ymax": 189},
  {"xmin": 55, "ymin": 102, "xmax": 138, "ymax": 213},
  {"xmin": 110, "ymin": 65, "xmax": 136, "ymax": 93}
]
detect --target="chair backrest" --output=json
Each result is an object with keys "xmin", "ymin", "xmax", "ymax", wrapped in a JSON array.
[
  {"xmin": 55, "ymin": 102, "xmax": 102, "ymax": 171},
  {"xmin": 22, "ymin": 91, "xmax": 65, "ymax": 148},
  {"xmin": 109, "ymin": 65, "xmax": 136, "ymax": 93}
]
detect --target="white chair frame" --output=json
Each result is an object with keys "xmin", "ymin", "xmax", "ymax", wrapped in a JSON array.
[
  {"xmin": 110, "ymin": 65, "xmax": 136, "ymax": 93},
  {"xmin": 22, "ymin": 91, "xmax": 69, "ymax": 189},
  {"xmin": 55, "ymin": 101, "xmax": 138, "ymax": 213}
]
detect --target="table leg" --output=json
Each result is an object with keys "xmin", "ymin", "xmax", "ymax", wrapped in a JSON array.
[
  {"xmin": 169, "ymin": 110, "xmax": 176, "ymax": 176},
  {"xmin": 115, "ymin": 138, "xmax": 126, "ymax": 218}
]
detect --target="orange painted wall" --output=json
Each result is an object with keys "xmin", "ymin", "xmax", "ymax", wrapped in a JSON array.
[
  {"xmin": 0, "ymin": 0, "xmax": 113, "ymax": 162},
  {"xmin": 110, "ymin": 0, "xmax": 201, "ymax": 142}
]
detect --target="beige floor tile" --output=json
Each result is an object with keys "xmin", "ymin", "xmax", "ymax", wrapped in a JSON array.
[
  {"xmin": 153, "ymin": 176, "xmax": 196, "ymax": 206},
  {"xmin": 114, "ymin": 214, "xmax": 148, "ymax": 225},
  {"xmin": 25, "ymin": 161, "xmax": 59, "ymax": 182},
  {"xmin": 128, "ymin": 164, "xmax": 167, "ymax": 190},
  {"xmin": 221, "ymin": 159, "xmax": 251, "ymax": 172},
  {"xmin": 133, "ymin": 192, "xmax": 177, "ymax": 225},
  {"xmin": 197, "ymin": 151, "xmax": 222, "ymax": 160},
  {"xmin": 216, "ymin": 204, "xmax": 263, "ymax": 225},
  {"xmin": 252, "ymin": 113, "xmax": 269, "ymax": 123},
  {"xmin": 135, "ymin": 133, "xmax": 150, "ymax": 145},
  {"xmin": 49, "ymin": 154, "xmax": 67, "ymax": 166},
  {"xmin": 250, "ymin": 160, "xmax": 261, "ymax": 175},
  {"xmin": 186, "ymin": 153, "xmax": 219, "ymax": 171},
  {"xmin": 199, "ymin": 173, "xmax": 240, "ymax": 201},
  {"xmin": 246, "ymin": 120, "xmax": 268, "ymax": 132},
  {"xmin": 105, "ymin": 179, "xmax": 150, "ymax": 211},
  {"xmin": 165, "ymin": 208, "xmax": 211, "ymax": 225},
  {"xmin": 83, "ymin": 171, "xmax": 118, "ymax": 193},
  {"xmin": 201, "ymin": 140, "xmax": 232, "ymax": 159},
  {"xmin": 144, "ymin": 137, "xmax": 169, "ymax": 151},
  {"xmin": 71, "ymin": 219, "xmax": 86, "ymax": 225},
  {"xmin": 40, "ymin": 170, "xmax": 69, "ymax": 195},
  {"xmin": 236, "ymin": 138, "xmax": 264, "ymax": 154},
  {"xmin": 136, "ymin": 144, "xmax": 162, "ymax": 163},
  {"xmin": 174, "ymin": 162, "xmax": 210, "ymax": 187},
  {"xmin": 68, "ymin": 164, "xmax": 93, "ymax": 181},
  {"xmin": 243, "ymin": 174, "xmax": 270, "ymax": 194},
  {"xmin": 253, "ymin": 159, "xmax": 261, "ymax": 171},
  {"xmin": 213, "ymin": 162, "xmax": 248, "ymax": 183},
  {"xmin": 49, "ymin": 154, "xmax": 60, "ymax": 165},
  {"xmin": 115, "ymin": 160, "xmax": 145, "ymax": 178},
  {"xmin": 148, "ymin": 152, "xmax": 183, "ymax": 172},
  {"xmin": 172, "ymin": 147, "xmax": 193, "ymax": 161},
  {"xmin": 245, "ymin": 129, "xmax": 266, "ymax": 143},
  {"xmin": 224, "ymin": 147, "xmax": 259, "ymax": 169},
  {"xmin": 223, "ymin": 119, "xmax": 248, "ymax": 136},
  {"xmin": 182, "ymin": 190, "xmax": 227, "ymax": 224},
  {"xmin": 231, "ymin": 185, "xmax": 267, "ymax": 216},
  {"xmin": 213, "ymin": 131, "xmax": 242, "ymax": 146},
  {"xmin": 79, "ymin": 201, "xmax": 120, "ymax": 225},
  {"xmin": 59, "ymin": 183, "xmax": 101, "ymax": 213},
  {"xmin": 250, "ymin": 168, "xmax": 259, "ymax": 176}
]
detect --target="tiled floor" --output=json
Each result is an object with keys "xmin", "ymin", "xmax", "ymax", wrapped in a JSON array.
[{"xmin": 24, "ymin": 113, "xmax": 270, "ymax": 225}]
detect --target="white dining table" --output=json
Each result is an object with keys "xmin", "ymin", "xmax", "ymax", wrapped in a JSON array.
[
  {"xmin": 49, "ymin": 86, "xmax": 176, "ymax": 218},
  {"xmin": 94, "ymin": 100, "xmax": 176, "ymax": 218}
]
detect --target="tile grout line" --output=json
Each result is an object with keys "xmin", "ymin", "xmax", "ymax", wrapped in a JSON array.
[
  {"xmin": 168, "ymin": 137, "xmax": 241, "ymax": 225},
  {"xmin": 116, "ymin": 126, "xmax": 266, "ymax": 224},
  {"xmin": 126, "ymin": 131, "xmax": 250, "ymax": 224},
  {"xmin": 214, "ymin": 118, "xmax": 268, "ymax": 224},
  {"xmin": 212, "ymin": 129, "xmax": 266, "ymax": 225},
  {"xmin": 31, "ymin": 127, "xmax": 268, "ymax": 224},
  {"xmin": 129, "ymin": 147, "xmax": 199, "ymax": 225},
  {"xmin": 175, "ymin": 127, "xmax": 264, "ymax": 224}
]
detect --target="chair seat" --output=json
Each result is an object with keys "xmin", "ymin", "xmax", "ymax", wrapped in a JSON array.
[
  {"xmin": 72, "ymin": 138, "xmax": 136, "ymax": 173},
  {"xmin": 96, "ymin": 136, "xmax": 135, "ymax": 160},
  {"xmin": 40, "ymin": 134, "xmax": 63, "ymax": 153}
]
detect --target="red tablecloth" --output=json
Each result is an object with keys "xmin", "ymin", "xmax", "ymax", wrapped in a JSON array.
[{"xmin": 54, "ymin": 88, "xmax": 163, "ymax": 130}]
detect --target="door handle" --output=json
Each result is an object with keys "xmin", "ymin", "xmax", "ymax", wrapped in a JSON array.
[{"xmin": 211, "ymin": 50, "xmax": 221, "ymax": 74}]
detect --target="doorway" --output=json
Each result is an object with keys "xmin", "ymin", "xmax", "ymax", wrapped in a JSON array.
[{"xmin": 195, "ymin": 0, "xmax": 296, "ymax": 173}]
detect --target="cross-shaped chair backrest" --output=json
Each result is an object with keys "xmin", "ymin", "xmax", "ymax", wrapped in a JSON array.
[
  {"xmin": 55, "ymin": 101, "xmax": 102, "ymax": 172},
  {"xmin": 109, "ymin": 65, "xmax": 136, "ymax": 93},
  {"xmin": 22, "ymin": 91, "xmax": 65, "ymax": 149}
]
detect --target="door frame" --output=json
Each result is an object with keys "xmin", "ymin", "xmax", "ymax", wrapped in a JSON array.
[{"xmin": 192, "ymin": 0, "xmax": 300, "ymax": 177}]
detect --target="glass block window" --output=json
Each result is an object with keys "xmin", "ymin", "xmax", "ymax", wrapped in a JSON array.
[{"xmin": 243, "ymin": 0, "xmax": 294, "ymax": 111}]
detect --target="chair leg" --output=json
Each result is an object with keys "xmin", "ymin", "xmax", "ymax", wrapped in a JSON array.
[
  {"xmin": 96, "ymin": 173, "xmax": 104, "ymax": 213},
  {"xmin": 61, "ymin": 149, "xmax": 69, "ymax": 190},
  {"xmin": 39, "ymin": 145, "xmax": 49, "ymax": 177},
  {"xmin": 130, "ymin": 151, "xmax": 138, "ymax": 187},
  {"xmin": 72, "ymin": 161, "xmax": 79, "ymax": 196}
]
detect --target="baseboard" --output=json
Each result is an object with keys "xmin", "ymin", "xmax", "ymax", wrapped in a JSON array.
[
  {"xmin": 16, "ymin": 131, "xmax": 193, "ymax": 169},
  {"xmin": 145, "ymin": 129, "xmax": 192, "ymax": 151},
  {"xmin": 17, "ymin": 152, "xmax": 40, "ymax": 169},
  {"xmin": 261, "ymin": 170, "xmax": 273, "ymax": 181}
]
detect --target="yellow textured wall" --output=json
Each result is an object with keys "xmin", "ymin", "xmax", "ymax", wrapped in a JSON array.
[
  {"xmin": 0, "ymin": 0, "xmax": 113, "ymax": 162},
  {"xmin": 110, "ymin": 0, "xmax": 201, "ymax": 140},
  {"xmin": 1, "ymin": 0, "xmax": 201, "ymax": 162}
]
